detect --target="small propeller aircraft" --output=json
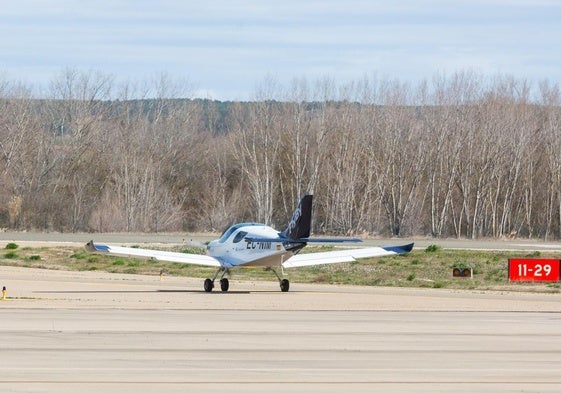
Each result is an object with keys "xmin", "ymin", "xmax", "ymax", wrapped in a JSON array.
[{"xmin": 86, "ymin": 195, "xmax": 413, "ymax": 292}]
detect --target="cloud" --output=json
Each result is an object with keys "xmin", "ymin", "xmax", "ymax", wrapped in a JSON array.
[{"xmin": 1, "ymin": 0, "xmax": 560, "ymax": 99}]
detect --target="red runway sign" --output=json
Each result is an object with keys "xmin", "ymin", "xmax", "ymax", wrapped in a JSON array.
[{"xmin": 508, "ymin": 258, "xmax": 560, "ymax": 282}]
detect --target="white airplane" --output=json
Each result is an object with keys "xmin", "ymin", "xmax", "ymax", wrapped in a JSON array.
[{"xmin": 86, "ymin": 195, "xmax": 413, "ymax": 292}]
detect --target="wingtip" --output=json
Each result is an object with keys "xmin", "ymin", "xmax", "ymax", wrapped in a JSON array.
[
  {"xmin": 85, "ymin": 240, "xmax": 109, "ymax": 253},
  {"xmin": 85, "ymin": 240, "xmax": 95, "ymax": 252},
  {"xmin": 403, "ymin": 242, "xmax": 414, "ymax": 253},
  {"xmin": 383, "ymin": 242, "xmax": 414, "ymax": 254}
]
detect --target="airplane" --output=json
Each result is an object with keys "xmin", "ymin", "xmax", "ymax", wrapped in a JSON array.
[{"xmin": 85, "ymin": 195, "xmax": 413, "ymax": 292}]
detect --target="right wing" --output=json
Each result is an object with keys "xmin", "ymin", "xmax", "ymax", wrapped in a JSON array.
[
  {"xmin": 282, "ymin": 243, "xmax": 413, "ymax": 268},
  {"xmin": 85, "ymin": 241, "xmax": 222, "ymax": 267}
]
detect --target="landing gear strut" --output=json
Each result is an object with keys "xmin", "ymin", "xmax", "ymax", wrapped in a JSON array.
[
  {"xmin": 268, "ymin": 268, "xmax": 290, "ymax": 292},
  {"xmin": 203, "ymin": 267, "xmax": 290, "ymax": 293},
  {"xmin": 204, "ymin": 268, "xmax": 230, "ymax": 292}
]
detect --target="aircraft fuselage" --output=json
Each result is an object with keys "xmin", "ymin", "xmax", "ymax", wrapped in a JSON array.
[{"xmin": 206, "ymin": 222, "xmax": 302, "ymax": 268}]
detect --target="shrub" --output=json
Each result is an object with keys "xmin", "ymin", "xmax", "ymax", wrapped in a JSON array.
[
  {"xmin": 425, "ymin": 244, "xmax": 441, "ymax": 253},
  {"xmin": 526, "ymin": 251, "xmax": 541, "ymax": 257},
  {"xmin": 5, "ymin": 243, "xmax": 18, "ymax": 250}
]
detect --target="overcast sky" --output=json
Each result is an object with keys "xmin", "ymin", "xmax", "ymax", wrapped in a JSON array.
[{"xmin": 1, "ymin": 0, "xmax": 560, "ymax": 100}]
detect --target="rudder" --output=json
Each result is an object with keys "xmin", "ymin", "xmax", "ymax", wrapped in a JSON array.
[{"xmin": 282, "ymin": 195, "xmax": 313, "ymax": 240}]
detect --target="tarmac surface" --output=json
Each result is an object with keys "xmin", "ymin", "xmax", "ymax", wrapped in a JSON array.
[{"xmin": 1, "ymin": 264, "xmax": 561, "ymax": 393}]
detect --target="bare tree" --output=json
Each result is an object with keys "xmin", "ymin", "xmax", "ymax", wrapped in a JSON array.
[
  {"xmin": 370, "ymin": 81, "xmax": 428, "ymax": 236},
  {"xmin": 2, "ymin": 70, "xmax": 561, "ymax": 239},
  {"xmin": 230, "ymin": 99, "xmax": 282, "ymax": 225},
  {"xmin": 539, "ymin": 82, "xmax": 561, "ymax": 239},
  {"xmin": 0, "ymin": 82, "xmax": 53, "ymax": 229}
]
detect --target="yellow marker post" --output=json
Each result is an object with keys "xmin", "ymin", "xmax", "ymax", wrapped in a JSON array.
[{"xmin": 2, "ymin": 286, "xmax": 6, "ymax": 300}]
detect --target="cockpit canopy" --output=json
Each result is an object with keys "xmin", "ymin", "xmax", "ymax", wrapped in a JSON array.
[{"xmin": 218, "ymin": 222, "xmax": 264, "ymax": 243}]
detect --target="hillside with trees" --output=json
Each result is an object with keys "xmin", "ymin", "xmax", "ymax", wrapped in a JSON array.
[{"xmin": 1, "ymin": 69, "xmax": 560, "ymax": 239}]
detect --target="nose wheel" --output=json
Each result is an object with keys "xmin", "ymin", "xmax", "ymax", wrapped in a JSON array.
[
  {"xmin": 267, "ymin": 267, "xmax": 290, "ymax": 292},
  {"xmin": 280, "ymin": 278, "xmax": 290, "ymax": 292}
]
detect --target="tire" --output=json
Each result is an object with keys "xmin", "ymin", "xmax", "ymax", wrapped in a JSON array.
[
  {"xmin": 220, "ymin": 278, "xmax": 229, "ymax": 292},
  {"xmin": 280, "ymin": 279, "xmax": 290, "ymax": 292},
  {"xmin": 204, "ymin": 278, "xmax": 213, "ymax": 292}
]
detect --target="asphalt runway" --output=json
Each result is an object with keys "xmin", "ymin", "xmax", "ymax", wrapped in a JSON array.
[{"xmin": 1, "ymin": 266, "xmax": 561, "ymax": 392}]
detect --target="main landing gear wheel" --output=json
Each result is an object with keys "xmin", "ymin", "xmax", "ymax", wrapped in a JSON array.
[
  {"xmin": 204, "ymin": 278, "xmax": 214, "ymax": 292},
  {"xmin": 280, "ymin": 279, "xmax": 290, "ymax": 292},
  {"xmin": 204, "ymin": 267, "xmax": 229, "ymax": 293}
]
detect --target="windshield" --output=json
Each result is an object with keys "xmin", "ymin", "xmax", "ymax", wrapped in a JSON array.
[
  {"xmin": 233, "ymin": 231, "xmax": 247, "ymax": 243},
  {"xmin": 218, "ymin": 223, "xmax": 262, "ymax": 243}
]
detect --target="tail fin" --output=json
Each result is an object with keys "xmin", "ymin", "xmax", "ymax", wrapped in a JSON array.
[{"xmin": 282, "ymin": 195, "xmax": 313, "ymax": 240}]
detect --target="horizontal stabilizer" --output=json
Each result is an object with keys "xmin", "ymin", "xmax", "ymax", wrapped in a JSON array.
[
  {"xmin": 297, "ymin": 237, "xmax": 362, "ymax": 243},
  {"xmin": 245, "ymin": 236, "xmax": 362, "ymax": 243}
]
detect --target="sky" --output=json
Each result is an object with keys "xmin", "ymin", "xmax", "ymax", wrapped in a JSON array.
[{"xmin": 1, "ymin": 0, "xmax": 560, "ymax": 100}]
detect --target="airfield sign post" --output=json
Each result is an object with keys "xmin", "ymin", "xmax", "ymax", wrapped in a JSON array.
[{"xmin": 508, "ymin": 258, "xmax": 561, "ymax": 282}]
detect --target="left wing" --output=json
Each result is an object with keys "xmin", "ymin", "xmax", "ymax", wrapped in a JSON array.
[
  {"xmin": 85, "ymin": 241, "xmax": 222, "ymax": 267},
  {"xmin": 282, "ymin": 243, "xmax": 413, "ymax": 268}
]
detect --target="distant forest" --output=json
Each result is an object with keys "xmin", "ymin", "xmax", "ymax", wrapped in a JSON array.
[{"xmin": 1, "ymin": 69, "xmax": 561, "ymax": 239}]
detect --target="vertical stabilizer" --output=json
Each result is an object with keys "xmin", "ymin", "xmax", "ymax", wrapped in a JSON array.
[{"xmin": 282, "ymin": 195, "xmax": 313, "ymax": 240}]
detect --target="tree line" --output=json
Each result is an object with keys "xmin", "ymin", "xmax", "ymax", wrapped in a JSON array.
[{"xmin": 1, "ymin": 69, "xmax": 560, "ymax": 239}]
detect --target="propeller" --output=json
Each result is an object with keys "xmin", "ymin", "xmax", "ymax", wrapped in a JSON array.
[{"xmin": 184, "ymin": 237, "xmax": 207, "ymax": 250}]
